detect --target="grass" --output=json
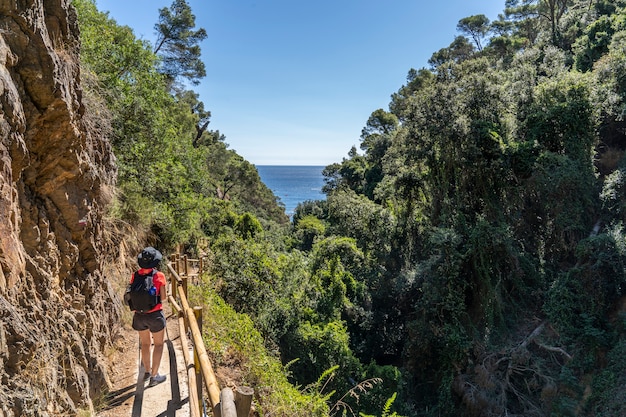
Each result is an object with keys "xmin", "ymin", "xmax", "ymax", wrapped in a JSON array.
[{"xmin": 189, "ymin": 282, "xmax": 329, "ymax": 417}]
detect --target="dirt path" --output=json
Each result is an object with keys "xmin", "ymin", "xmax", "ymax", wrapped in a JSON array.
[{"xmin": 97, "ymin": 304, "xmax": 191, "ymax": 417}]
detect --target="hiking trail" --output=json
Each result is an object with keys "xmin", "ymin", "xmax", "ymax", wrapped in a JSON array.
[{"xmin": 97, "ymin": 302, "xmax": 191, "ymax": 417}]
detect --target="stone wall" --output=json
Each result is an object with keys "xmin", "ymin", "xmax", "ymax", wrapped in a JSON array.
[{"xmin": 0, "ymin": 0, "xmax": 119, "ymax": 415}]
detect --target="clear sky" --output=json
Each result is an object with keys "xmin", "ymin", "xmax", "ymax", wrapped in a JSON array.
[{"xmin": 95, "ymin": 0, "xmax": 505, "ymax": 166}]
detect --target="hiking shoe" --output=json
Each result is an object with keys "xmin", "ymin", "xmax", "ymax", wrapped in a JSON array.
[
  {"xmin": 148, "ymin": 374, "xmax": 166, "ymax": 387},
  {"xmin": 143, "ymin": 371, "xmax": 151, "ymax": 381}
]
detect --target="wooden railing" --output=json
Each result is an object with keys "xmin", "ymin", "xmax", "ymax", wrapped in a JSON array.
[{"xmin": 167, "ymin": 254, "xmax": 254, "ymax": 417}]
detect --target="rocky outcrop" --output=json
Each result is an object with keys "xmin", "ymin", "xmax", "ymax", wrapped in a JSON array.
[{"xmin": 0, "ymin": 1, "xmax": 118, "ymax": 415}]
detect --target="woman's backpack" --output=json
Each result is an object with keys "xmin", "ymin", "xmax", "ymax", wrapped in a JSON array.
[{"xmin": 124, "ymin": 270, "xmax": 160, "ymax": 313}]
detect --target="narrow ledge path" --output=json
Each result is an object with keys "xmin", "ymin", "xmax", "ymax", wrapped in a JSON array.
[{"xmin": 97, "ymin": 303, "xmax": 191, "ymax": 417}]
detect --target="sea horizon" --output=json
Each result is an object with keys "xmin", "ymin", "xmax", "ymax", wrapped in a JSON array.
[
  {"xmin": 255, "ymin": 164, "xmax": 328, "ymax": 167},
  {"xmin": 256, "ymin": 165, "xmax": 326, "ymax": 217}
]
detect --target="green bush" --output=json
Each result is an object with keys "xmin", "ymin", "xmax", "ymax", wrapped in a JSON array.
[
  {"xmin": 294, "ymin": 215, "xmax": 327, "ymax": 251},
  {"xmin": 282, "ymin": 320, "xmax": 362, "ymax": 403},
  {"xmin": 189, "ymin": 285, "xmax": 329, "ymax": 416}
]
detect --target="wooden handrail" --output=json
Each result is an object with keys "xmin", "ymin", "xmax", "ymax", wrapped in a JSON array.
[
  {"xmin": 167, "ymin": 256, "xmax": 253, "ymax": 417},
  {"xmin": 168, "ymin": 294, "xmax": 200, "ymax": 417},
  {"xmin": 168, "ymin": 295, "xmax": 182, "ymax": 313},
  {"xmin": 178, "ymin": 312, "xmax": 201, "ymax": 417},
  {"xmin": 167, "ymin": 262, "xmax": 219, "ymax": 413},
  {"xmin": 187, "ymin": 305, "xmax": 222, "ymax": 413}
]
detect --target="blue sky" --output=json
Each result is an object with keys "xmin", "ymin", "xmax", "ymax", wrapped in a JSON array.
[{"xmin": 96, "ymin": 0, "xmax": 505, "ymax": 166}]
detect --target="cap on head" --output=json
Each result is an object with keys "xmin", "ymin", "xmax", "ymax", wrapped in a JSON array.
[{"xmin": 138, "ymin": 246, "xmax": 163, "ymax": 268}]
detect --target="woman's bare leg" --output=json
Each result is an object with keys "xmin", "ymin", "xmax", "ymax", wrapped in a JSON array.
[
  {"xmin": 150, "ymin": 328, "xmax": 165, "ymax": 376},
  {"xmin": 138, "ymin": 329, "xmax": 152, "ymax": 372}
]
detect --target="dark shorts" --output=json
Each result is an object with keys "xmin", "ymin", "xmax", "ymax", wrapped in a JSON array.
[{"xmin": 132, "ymin": 310, "xmax": 166, "ymax": 333}]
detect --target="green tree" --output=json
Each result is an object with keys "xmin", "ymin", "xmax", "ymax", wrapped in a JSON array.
[
  {"xmin": 235, "ymin": 212, "xmax": 263, "ymax": 239},
  {"xmin": 154, "ymin": 0, "xmax": 207, "ymax": 85},
  {"xmin": 389, "ymin": 68, "xmax": 435, "ymax": 118},
  {"xmin": 284, "ymin": 320, "xmax": 362, "ymax": 402},
  {"xmin": 428, "ymin": 35, "xmax": 475, "ymax": 67},
  {"xmin": 573, "ymin": 1, "xmax": 626, "ymax": 72},
  {"xmin": 294, "ymin": 215, "xmax": 326, "ymax": 251},
  {"xmin": 539, "ymin": 0, "xmax": 569, "ymax": 46},
  {"xmin": 502, "ymin": 0, "xmax": 541, "ymax": 45},
  {"xmin": 76, "ymin": 0, "xmax": 201, "ymax": 242},
  {"xmin": 75, "ymin": 0, "xmax": 286, "ymax": 248},
  {"xmin": 175, "ymin": 89, "xmax": 214, "ymax": 146},
  {"xmin": 456, "ymin": 14, "xmax": 491, "ymax": 51},
  {"xmin": 359, "ymin": 110, "xmax": 398, "ymax": 200}
]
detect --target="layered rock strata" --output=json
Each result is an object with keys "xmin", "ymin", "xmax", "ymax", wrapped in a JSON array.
[{"xmin": 0, "ymin": 1, "xmax": 118, "ymax": 415}]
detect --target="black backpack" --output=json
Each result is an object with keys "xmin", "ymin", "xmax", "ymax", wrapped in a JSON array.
[{"xmin": 124, "ymin": 270, "xmax": 160, "ymax": 313}]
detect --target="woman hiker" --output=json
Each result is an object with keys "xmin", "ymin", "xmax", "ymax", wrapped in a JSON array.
[{"xmin": 128, "ymin": 246, "xmax": 168, "ymax": 386}]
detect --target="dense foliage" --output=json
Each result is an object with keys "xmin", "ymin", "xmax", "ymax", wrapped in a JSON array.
[
  {"xmin": 75, "ymin": 0, "xmax": 626, "ymax": 416},
  {"xmin": 74, "ymin": 0, "xmax": 288, "ymax": 250},
  {"xmin": 314, "ymin": 1, "xmax": 626, "ymax": 415}
]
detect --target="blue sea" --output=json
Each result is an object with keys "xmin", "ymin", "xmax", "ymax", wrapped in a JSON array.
[{"xmin": 257, "ymin": 165, "xmax": 326, "ymax": 216}]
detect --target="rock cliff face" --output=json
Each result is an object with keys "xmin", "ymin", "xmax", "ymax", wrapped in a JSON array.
[{"xmin": 0, "ymin": 1, "xmax": 118, "ymax": 415}]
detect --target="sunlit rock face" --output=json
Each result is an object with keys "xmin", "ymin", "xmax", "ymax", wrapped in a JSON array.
[{"xmin": 0, "ymin": 1, "xmax": 119, "ymax": 415}]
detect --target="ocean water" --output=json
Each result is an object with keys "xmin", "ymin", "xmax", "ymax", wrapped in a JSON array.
[{"xmin": 257, "ymin": 165, "xmax": 326, "ymax": 216}]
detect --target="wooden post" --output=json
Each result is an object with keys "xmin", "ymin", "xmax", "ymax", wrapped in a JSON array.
[
  {"xmin": 182, "ymin": 275, "xmax": 189, "ymax": 301},
  {"xmin": 169, "ymin": 256, "xmax": 178, "ymax": 305},
  {"xmin": 182, "ymin": 254, "xmax": 189, "ymax": 277},
  {"xmin": 194, "ymin": 306, "xmax": 204, "ymax": 417},
  {"xmin": 165, "ymin": 255, "xmax": 176, "ymax": 281},
  {"xmin": 171, "ymin": 278, "xmax": 178, "ymax": 307},
  {"xmin": 199, "ymin": 257, "xmax": 203, "ymax": 277},
  {"xmin": 174, "ymin": 254, "xmax": 180, "ymax": 276},
  {"xmin": 220, "ymin": 388, "xmax": 237, "ymax": 417},
  {"xmin": 182, "ymin": 276, "xmax": 189, "ymax": 333},
  {"xmin": 176, "ymin": 283, "xmax": 191, "ymax": 334},
  {"xmin": 235, "ymin": 386, "xmax": 254, "ymax": 417}
]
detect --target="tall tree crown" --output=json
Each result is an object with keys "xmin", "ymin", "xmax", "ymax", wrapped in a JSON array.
[{"xmin": 154, "ymin": 0, "xmax": 207, "ymax": 85}]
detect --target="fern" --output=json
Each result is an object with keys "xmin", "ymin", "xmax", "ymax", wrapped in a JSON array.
[
  {"xmin": 359, "ymin": 392, "xmax": 404, "ymax": 417},
  {"xmin": 303, "ymin": 364, "xmax": 339, "ymax": 402}
]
